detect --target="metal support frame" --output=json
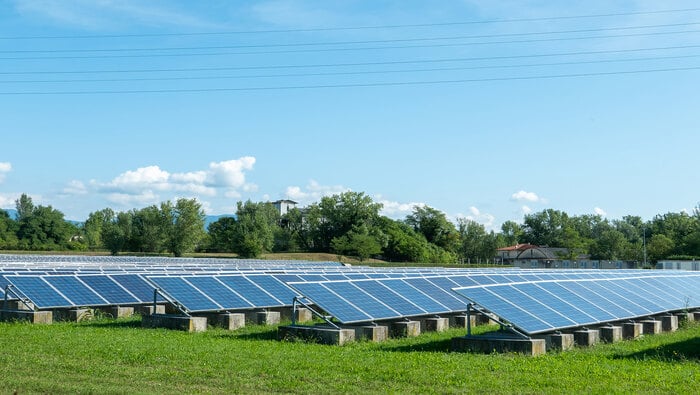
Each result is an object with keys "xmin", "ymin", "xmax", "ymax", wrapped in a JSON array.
[
  {"xmin": 3, "ymin": 284, "xmax": 34, "ymax": 311},
  {"xmin": 291, "ymin": 296, "xmax": 339, "ymax": 329},
  {"xmin": 466, "ymin": 302, "xmax": 530, "ymax": 340},
  {"xmin": 152, "ymin": 288, "xmax": 190, "ymax": 317}
]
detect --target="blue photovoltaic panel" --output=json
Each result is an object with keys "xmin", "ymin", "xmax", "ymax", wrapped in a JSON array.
[
  {"xmin": 78, "ymin": 275, "xmax": 141, "ymax": 305},
  {"xmin": 111, "ymin": 274, "xmax": 162, "ymax": 303},
  {"xmin": 186, "ymin": 276, "xmax": 253, "ymax": 310},
  {"xmin": 352, "ymin": 280, "xmax": 426, "ymax": 317},
  {"xmin": 454, "ymin": 275, "xmax": 700, "ymax": 335},
  {"xmin": 6, "ymin": 275, "xmax": 72, "ymax": 309},
  {"xmin": 44, "ymin": 276, "xmax": 109, "ymax": 306},
  {"xmin": 245, "ymin": 275, "xmax": 298, "ymax": 305},
  {"xmin": 288, "ymin": 282, "xmax": 372, "ymax": 323},
  {"xmin": 323, "ymin": 281, "xmax": 399, "ymax": 319},
  {"xmin": 147, "ymin": 276, "xmax": 222, "ymax": 312},
  {"xmin": 380, "ymin": 280, "xmax": 449, "ymax": 313},
  {"xmin": 403, "ymin": 277, "xmax": 468, "ymax": 311},
  {"xmin": 217, "ymin": 275, "xmax": 281, "ymax": 307}
]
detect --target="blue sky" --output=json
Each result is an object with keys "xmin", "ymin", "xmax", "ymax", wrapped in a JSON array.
[{"xmin": 1, "ymin": 1, "xmax": 699, "ymax": 230}]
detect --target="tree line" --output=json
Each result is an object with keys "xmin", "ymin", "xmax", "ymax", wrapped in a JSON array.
[{"xmin": 1, "ymin": 192, "xmax": 699, "ymax": 263}]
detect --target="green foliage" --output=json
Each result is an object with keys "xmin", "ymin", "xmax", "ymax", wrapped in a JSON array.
[
  {"xmin": 405, "ymin": 205, "xmax": 460, "ymax": 253},
  {"xmin": 330, "ymin": 225, "xmax": 382, "ymax": 261},
  {"xmin": 165, "ymin": 198, "xmax": 206, "ymax": 257}
]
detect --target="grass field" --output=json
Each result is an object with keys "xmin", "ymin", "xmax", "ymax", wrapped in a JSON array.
[{"xmin": 1, "ymin": 317, "xmax": 698, "ymax": 394}]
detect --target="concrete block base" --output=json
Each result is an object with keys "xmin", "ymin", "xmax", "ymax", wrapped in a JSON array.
[
  {"xmin": 97, "ymin": 306, "xmax": 134, "ymax": 319},
  {"xmin": 3, "ymin": 300, "xmax": 35, "ymax": 311},
  {"xmin": 574, "ymin": 329, "xmax": 600, "ymax": 347},
  {"xmin": 693, "ymin": 311, "xmax": 700, "ymax": 322},
  {"xmin": 475, "ymin": 312, "xmax": 498, "ymax": 326},
  {"xmin": 450, "ymin": 314, "xmax": 476, "ymax": 328},
  {"xmin": 452, "ymin": 335, "xmax": 546, "ymax": 356},
  {"xmin": 660, "ymin": 315, "xmax": 678, "ymax": 332},
  {"xmin": 537, "ymin": 333, "xmax": 574, "ymax": 351},
  {"xmin": 278, "ymin": 325, "xmax": 355, "ymax": 345},
  {"xmin": 344, "ymin": 325, "xmax": 388, "ymax": 342},
  {"xmin": 205, "ymin": 313, "xmax": 245, "ymax": 330},
  {"xmin": 675, "ymin": 312, "xmax": 694, "ymax": 323},
  {"xmin": 422, "ymin": 317, "xmax": 449, "ymax": 332},
  {"xmin": 641, "ymin": 320, "xmax": 662, "ymax": 335},
  {"xmin": 135, "ymin": 304, "xmax": 166, "ymax": 316},
  {"xmin": 390, "ymin": 321, "xmax": 421, "ymax": 338},
  {"xmin": 600, "ymin": 326, "xmax": 623, "ymax": 343},
  {"xmin": 53, "ymin": 308, "xmax": 93, "ymax": 322},
  {"xmin": 295, "ymin": 307, "xmax": 313, "ymax": 323},
  {"xmin": 255, "ymin": 311, "xmax": 281, "ymax": 326},
  {"xmin": 622, "ymin": 322, "xmax": 643, "ymax": 339},
  {"xmin": 142, "ymin": 314, "xmax": 207, "ymax": 332},
  {"xmin": 0, "ymin": 309, "xmax": 52, "ymax": 324}
]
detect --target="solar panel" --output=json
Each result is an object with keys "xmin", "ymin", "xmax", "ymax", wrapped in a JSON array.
[
  {"xmin": 453, "ymin": 274, "xmax": 700, "ymax": 335},
  {"xmin": 5, "ymin": 276, "xmax": 72, "ymax": 309},
  {"xmin": 147, "ymin": 276, "xmax": 223, "ymax": 312},
  {"xmin": 43, "ymin": 276, "xmax": 109, "ymax": 306}
]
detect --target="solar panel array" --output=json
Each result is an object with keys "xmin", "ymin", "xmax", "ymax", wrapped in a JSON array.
[{"xmin": 2, "ymin": 254, "xmax": 699, "ymax": 337}]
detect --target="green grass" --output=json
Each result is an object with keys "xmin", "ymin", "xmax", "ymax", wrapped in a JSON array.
[{"xmin": 1, "ymin": 318, "xmax": 698, "ymax": 394}]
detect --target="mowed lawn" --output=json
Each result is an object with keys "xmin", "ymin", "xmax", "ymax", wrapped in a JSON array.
[{"xmin": 1, "ymin": 318, "xmax": 698, "ymax": 394}]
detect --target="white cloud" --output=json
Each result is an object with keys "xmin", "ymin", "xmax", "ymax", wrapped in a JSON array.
[
  {"xmin": 460, "ymin": 206, "xmax": 496, "ymax": 230},
  {"xmin": 207, "ymin": 157, "xmax": 255, "ymax": 188},
  {"xmin": 106, "ymin": 191, "xmax": 159, "ymax": 207},
  {"xmin": 0, "ymin": 162, "xmax": 11, "ymax": 183},
  {"xmin": 0, "ymin": 193, "xmax": 19, "ymax": 208},
  {"xmin": 511, "ymin": 190, "xmax": 541, "ymax": 202},
  {"xmin": 251, "ymin": 0, "xmax": 340, "ymax": 28},
  {"xmin": 63, "ymin": 180, "xmax": 88, "ymax": 195},
  {"xmin": 522, "ymin": 205, "xmax": 533, "ymax": 214},
  {"xmin": 378, "ymin": 199, "xmax": 424, "ymax": 218},
  {"xmin": 283, "ymin": 180, "xmax": 350, "ymax": 205},
  {"xmin": 594, "ymin": 207, "xmax": 607, "ymax": 217}
]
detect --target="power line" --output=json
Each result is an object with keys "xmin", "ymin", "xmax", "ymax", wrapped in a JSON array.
[
  {"xmin": 3, "ymin": 29, "xmax": 700, "ymax": 61},
  {"xmin": 1, "ymin": 66, "xmax": 698, "ymax": 95},
  {"xmin": 3, "ymin": 53, "xmax": 699, "ymax": 84},
  {"xmin": 3, "ymin": 21, "xmax": 699, "ymax": 54},
  {"xmin": 1, "ymin": 7, "xmax": 699, "ymax": 40},
  {"xmin": 1, "ymin": 44, "xmax": 698, "ymax": 75},
  {"xmin": 0, "ymin": 45, "xmax": 700, "ymax": 75}
]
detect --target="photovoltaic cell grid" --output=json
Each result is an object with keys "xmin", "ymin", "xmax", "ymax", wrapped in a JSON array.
[{"xmin": 453, "ymin": 274, "xmax": 700, "ymax": 335}]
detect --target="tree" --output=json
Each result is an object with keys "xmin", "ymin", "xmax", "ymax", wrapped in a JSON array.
[
  {"xmin": 589, "ymin": 229, "xmax": 628, "ymax": 260},
  {"xmin": 500, "ymin": 220, "xmax": 523, "ymax": 246},
  {"xmin": 0, "ymin": 209, "xmax": 19, "ymax": 249},
  {"xmin": 646, "ymin": 234, "xmax": 675, "ymax": 262},
  {"xmin": 165, "ymin": 198, "xmax": 206, "ymax": 257},
  {"xmin": 405, "ymin": 205, "xmax": 460, "ymax": 253},
  {"xmin": 207, "ymin": 217, "xmax": 237, "ymax": 252},
  {"xmin": 16, "ymin": 204, "xmax": 72, "ymax": 250},
  {"xmin": 130, "ymin": 205, "xmax": 168, "ymax": 253},
  {"xmin": 521, "ymin": 209, "xmax": 570, "ymax": 247},
  {"xmin": 458, "ymin": 218, "xmax": 494, "ymax": 263},
  {"xmin": 230, "ymin": 200, "xmax": 281, "ymax": 258},
  {"xmin": 15, "ymin": 193, "xmax": 35, "ymax": 222},
  {"xmin": 331, "ymin": 225, "xmax": 382, "ymax": 261},
  {"xmin": 102, "ymin": 211, "xmax": 132, "ymax": 255},
  {"xmin": 83, "ymin": 208, "xmax": 115, "ymax": 250},
  {"xmin": 304, "ymin": 192, "xmax": 383, "ymax": 252}
]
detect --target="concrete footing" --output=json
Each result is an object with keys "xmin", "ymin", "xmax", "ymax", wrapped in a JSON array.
[
  {"xmin": 660, "ymin": 315, "xmax": 678, "ymax": 332},
  {"xmin": 450, "ymin": 314, "xmax": 476, "ymax": 329},
  {"xmin": 574, "ymin": 329, "xmax": 599, "ymax": 347},
  {"xmin": 538, "ymin": 333, "xmax": 575, "ymax": 351},
  {"xmin": 142, "ymin": 314, "xmax": 207, "ymax": 332},
  {"xmin": 96, "ymin": 306, "xmax": 134, "ymax": 319},
  {"xmin": 452, "ymin": 335, "xmax": 546, "ymax": 356},
  {"xmin": 135, "ymin": 304, "xmax": 166, "ymax": 316},
  {"xmin": 0, "ymin": 309, "xmax": 52, "ymax": 324},
  {"xmin": 251, "ymin": 311, "xmax": 281, "ymax": 326},
  {"xmin": 3, "ymin": 300, "xmax": 35, "ymax": 311},
  {"xmin": 278, "ymin": 325, "xmax": 355, "ymax": 345},
  {"xmin": 693, "ymin": 311, "xmax": 700, "ymax": 321},
  {"xmin": 422, "ymin": 317, "xmax": 449, "ymax": 332},
  {"xmin": 675, "ymin": 312, "xmax": 694, "ymax": 323},
  {"xmin": 53, "ymin": 308, "xmax": 93, "ymax": 322},
  {"xmin": 390, "ymin": 321, "xmax": 421, "ymax": 338},
  {"xmin": 641, "ymin": 319, "xmax": 662, "ymax": 335},
  {"xmin": 622, "ymin": 322, "xmax": 643, "ymax": 339},
  {"xmin": 344, "ymin": 325, "xmax": 388, "ymax": 342},
  {"xmin": 205, "ymin": 313, "xmax": 245, "ymax": 330},
  {"xmin": 475, "ymin": 312, "xmax": 498, "ymax": 326},
  {"xmin": 294, "ymin": 307, "xmax": 313, "ymax": 323},
  {"xmin": 599, "ymin": 326, "xmax": 623, "ymax": 343}
]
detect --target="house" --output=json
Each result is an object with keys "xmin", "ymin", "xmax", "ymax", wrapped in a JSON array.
[
  {"xmin": 496, "ymin": 244, "xmax": 564, "ymax": 265},
  {"xmin": 272, "ymin": 199, "xmax": 298, "ymax": 216}
]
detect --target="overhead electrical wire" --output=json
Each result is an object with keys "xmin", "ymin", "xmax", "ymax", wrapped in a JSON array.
[
  {"xmin": 3, "ymin": 29, "xmax": 700, "ymax": 60},
  {"xmin": 3, "ymin": 21, "xmax": 699, "ymax": 54},
  {"xmin": 2, "ymin": 44, "xmax": 698, "ymax": 75},
  {"xmin": 1, "ymin": 66, "xmax": 698, "ymax": 95},
  {"xmin": 2, "ymin": 53, "xmax": 699, "ymax": 84},
  {"xmin": 1, "ymin": 7, "xmax": 699, "ymax": 40}
]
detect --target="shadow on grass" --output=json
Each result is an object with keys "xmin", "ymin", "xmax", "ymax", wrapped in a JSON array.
[
  {"xmin": 78, "ymin": 318, "xmax": 143, "ymax": 329},
  {"xmin": 372, "ymin": 337, "xmax": 454, "ymax": 353},
  {"xmin": 614, "ymin": 337, "xmax": 700, "ymax": 362},
  {"xmin": 210, "ymin": 327, "xmax": 279, "ymax": 341}
]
